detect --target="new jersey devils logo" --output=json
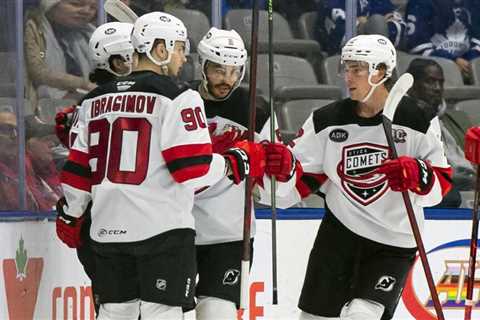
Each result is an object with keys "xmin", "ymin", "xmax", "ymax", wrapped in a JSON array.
[{"xmin": 337, "ymin": 143, "xmax": 390, "ymax": 205}]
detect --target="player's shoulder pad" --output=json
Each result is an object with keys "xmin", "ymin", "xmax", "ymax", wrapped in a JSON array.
[
  {"xmin": 392, "ymin": 96, "xmax": 432, "ymax": 134},
  {"xmin": 311, "ymin": 98, "xmax": 355, "ymax": 133}
]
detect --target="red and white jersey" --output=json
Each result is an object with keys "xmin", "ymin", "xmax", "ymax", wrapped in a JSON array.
[
  {"xmin": 189, "ymin": 83, "xmax": 271, "ymax": 245},
  {"xmin": 60, "ymin": 71, "xmax": 226, "ymax": 243},
  {"xmin": 278, "ymin": 97, "xmax": 452, "ymax": 248}
]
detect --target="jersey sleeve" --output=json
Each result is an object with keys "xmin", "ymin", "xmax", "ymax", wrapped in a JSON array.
[
  {"xmin": 160, "ymin": 89, "xmax": 226, "ymax": 189},
  {"xmin": 412, "ymin": 122, "xmax": 452, "ymax": 207},
  {"xmin": 258, "ymin": 114, "xmax": 328, "ymax": 208},
  {"xmin": 60, "ymin": 101, "xmax": 92, "ymax": 218}
]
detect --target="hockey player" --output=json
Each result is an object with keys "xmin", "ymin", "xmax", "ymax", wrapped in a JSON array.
[
  {"xmin": 55, "ymin": 21, "xmax": 135, "ymax": 148},
  {"xmin": 187, "ymin": 27, "xmax": 287, "ymax": 319},
  {"xmin": 54, "ymin": 21, "xmax": 135, "ymax": 314},
  {"xmin": 272, "ymin": 34, "xmax": 452, "ymax": 319},
  {"xmin": 56, "ymin": 12, "xmax": 264, "ymax": 320},
  {"xmin": 406, "ymin": 0, "xmax": 480, "ymax": 81}
]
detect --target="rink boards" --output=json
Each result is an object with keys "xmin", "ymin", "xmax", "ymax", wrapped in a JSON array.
[{"xmin": 0, "ymin": 208, "xmax": 478, "ymax": 319}]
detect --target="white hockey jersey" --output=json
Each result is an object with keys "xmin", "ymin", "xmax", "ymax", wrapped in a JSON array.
[
  {"xmin": 60, "ymin": 71, "xmax": 227, "ymax": 243},
  {"xmin": 277, "ymin": 97, "xmax": 452, "ymax": 248},
  {"xmin": 189, "ymin": 83, "xmax": 271, "ymax": 245}
]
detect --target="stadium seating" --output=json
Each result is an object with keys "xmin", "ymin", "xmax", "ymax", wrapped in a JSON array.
[
  {"xmin": 322, "ymin": 55, "xmax": 342, "ymax": 87},
  {"xmin": 470, "ymin": 57, "xmax": 480, "ymax": 86},
  {"xmin": 248, "ymin": 54, "xmax": 341, "ymax": 102},
  {"xmin": 453, "ymin": 99, "xmax": 480, "ymax": 125},
  {"xmin": 277, "ymin": 98, "xmax": 333, "ymax": 137},
  {"xmin": 297, "ymin": 11, "xmax": 317, "ymax": 40},
  {"xmin": 179, "ymin": 53, "xmax": 202, "ymax": 82},
  {"xmin": 166, "ymin": 9, "xmax": 210, "ymax": 52},
  {"xmin": 224, "ymin": 9, "xmax": 321, "ymax": 56}
]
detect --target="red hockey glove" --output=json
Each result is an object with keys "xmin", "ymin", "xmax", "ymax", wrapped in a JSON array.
[
  {"xmin": 263, "ymin": 142, "xmax": 296, "ymax": 182},
  {"xmin": 375, "ymin": 156, "xmax": 435, "ymax": 195},
  {"xmin": 56, "ymin": 197, "xmax": 84, "ymax": 248},
  {"xmin": 223, "ymin": 140, "xmax": 266, "ymax": 184},
  {"xmin": 465, "ymin": 127, "xmax": 480, "ymax": 164},
  {"xmin": 55, "ymin": 106, "xmax": 75, "ymax": 148}
]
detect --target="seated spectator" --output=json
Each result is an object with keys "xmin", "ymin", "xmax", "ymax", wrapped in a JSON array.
[
  {"xmin": 24, "ymin": 0, "xmax": 97, "ymax": 110},
  {"xmin": 406, "ymin": 58, "xmax": 475, "ymax": 207},
  {"xmin": 0, "ymin": 110, "xmax": 61, "ymax": 211},
  {"xmin": 317, "ymin": 0, "xmax": 405, "ymax": 55},
  {"xmin": 406, "ymin": 0, "xmax": 480, "ymax": 83}
]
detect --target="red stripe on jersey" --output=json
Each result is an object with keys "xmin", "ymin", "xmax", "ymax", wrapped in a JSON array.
[
  {"xmin": 433, "ymin": 166, "xmax": 453, "ymax": 197},
  {"xmin": 60, "ymin": 170, "xmax": 91, "ymax": 192},
  {"xmin": 171, "ymin": 162, "xmax": 211, "ymax": 183},
  {"xmin": 162, "ymin": 143, "xmax": 213, "ymax": 183},
  {"xmin": 162, "ymin": 143, "xmax": 212, "ymax": 163},
  {"xmin": 296, "ymin": 172, "xmax": 328, "ymax": 199},
  {"xmin": 68, "ymin": 149, "xmax": 90, "ymax": 166}
]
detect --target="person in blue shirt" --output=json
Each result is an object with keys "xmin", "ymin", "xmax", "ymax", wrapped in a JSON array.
[
  {"xmin": 406, "ymin": 0, "xmax": 480, "ymax": 82},
  {"xmin": 316, "ymin": 0, "xmax": 405, "ymax": 55}
]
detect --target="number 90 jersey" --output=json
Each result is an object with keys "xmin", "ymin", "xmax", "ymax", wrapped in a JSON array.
[{"xmin": 60, "ymin": 71, "xmax": 226, "ymax": 243}]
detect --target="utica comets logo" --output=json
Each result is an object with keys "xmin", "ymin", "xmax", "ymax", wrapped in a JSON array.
[
  {"xmin": 3, "ymin": 237, "xmax": 43, "ymax": 320},
  {"xmin": 337, "ymin": 143, "xmax": 389, "ymax": 205}
]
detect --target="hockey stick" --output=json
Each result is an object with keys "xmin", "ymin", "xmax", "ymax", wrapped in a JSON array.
[
  {"xmin": 104, "ymin": 0, "xmax": 138, "ymax": 23},
  {"xmin": 240, "ymin": 0, "xmax": 260, "ymax": 311},
  {"xmin": 464, "ymin": 164, "xmax": 480, "ymax": 320},
  {"xmin": 382, "ymin": 73, "xmax": 445, "ymax": 320},
  {"xmin": 267, "ymin": 0, "xmax": 279, "ymax": 306}
]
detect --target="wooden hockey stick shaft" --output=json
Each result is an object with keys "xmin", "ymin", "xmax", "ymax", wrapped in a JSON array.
[
  {"xmin": 104, "ymin": 0, "xmax": 138, "ymax": 23},
  {"xmin": 267, "ymin": 0, "xmax": 278, "ymax": 306},
  {"xmin": 383, "ymin": 88, "xmax": 445, "ymax": 320},
  {"xmin": 464, "ymin": 165, "xmax": 480, "ymax": 320},
  {"xmin": 240, "ymin": 0, "xmax": 260, "ymax": 311}
]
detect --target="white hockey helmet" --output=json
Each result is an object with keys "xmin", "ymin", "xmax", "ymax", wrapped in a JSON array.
[
  {"xmin": 89, "ymin": 22, "xmax": 134, "ymax": 77},
  {"xmin": 198, "ymin": 27, "xmax": 247, "ymax": 97},
  {"xmin": 341, "ymin": 34, "xmax": 397, "ymax": 79},
  {"xmin": 131, "ymin": 12, "xmax": 189, "ymax": 66}
]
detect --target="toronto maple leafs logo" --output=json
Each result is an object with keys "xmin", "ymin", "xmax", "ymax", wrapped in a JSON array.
[
  {"xmin": 337, "ymin": 143, "xmax": 390, "ymax": 205},
  {"xmin": 431, "ymin": 19, "xmax": 469, "ymax": 56}
]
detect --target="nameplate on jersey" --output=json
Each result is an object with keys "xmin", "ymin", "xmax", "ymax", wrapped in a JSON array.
[
  {"xmin": 337, "ymin": 143, "xmax": 390, "ymax": 205},
  {"xmin": 90, "ymin": 93, "xmax": 157, "ymax": 118}
]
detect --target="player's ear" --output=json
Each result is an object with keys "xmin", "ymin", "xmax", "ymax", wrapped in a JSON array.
[{"xmin": 152, "ymin": 39, "xmax": 168, "ymax": 62}]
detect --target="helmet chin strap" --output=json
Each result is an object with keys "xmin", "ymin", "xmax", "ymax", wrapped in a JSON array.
[
  {"xmin": 107, "ymin": 62, "xmax": 133, "ymax": 78},
  {"xmin": 361, "ymin": 72, "xmax": 388, "ymax": 103},
  {"xmin": 146, "ymin": 50, "xmax": 171, "ymax": 67}
]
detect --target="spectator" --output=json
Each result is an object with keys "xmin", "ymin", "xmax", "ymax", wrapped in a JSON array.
[
  {"xmin": 0, "ymin": 110, "xmax": 61, "ymax": 211},
  {"xmin": 317, "ymin": 0, "xmax": 405, "ymax": 55},
  {"xmin": 274, "ymin": 1, "xmax": 318, "ymax": 34},
  {"xmin": 406, "ymin": 0, "xmax": 480, "ymax": 83},
  {"xmin": 24, "ymin": 0, "xmax": 97, "ymax": 110},
  {"xmin": 407, "ymin": 58, "xmax": 475, "ymax": 207}
]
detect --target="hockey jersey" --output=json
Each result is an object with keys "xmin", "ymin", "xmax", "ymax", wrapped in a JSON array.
[
  {"xmin": 406, "ymin": 0, "xmax": 480, "ymax": 60},
  {"xmin": 188, "ymin": 81, "xmax": 270, "ymax": 245},
  {"xmin": 277, "ymin": 97, "xmax": 452, "ymax": 248},
  {"xmin": 60, "ymin": 71, "xmax": 227, "ymax": 243},
  {"xmin": 319, "ymin": 0, "xmax": 405, "ymax": 54}
]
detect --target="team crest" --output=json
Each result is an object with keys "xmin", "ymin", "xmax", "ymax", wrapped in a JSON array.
[
  {"xmin": 375, "ymin": 275, "xmax": 396, "ymax": 292},
  {"xmin": 223, "ymin": 269, "xmax": 240, "ymax": 286},
  {"xmin": 392, "ymin": 128, "xmax": 407, "ymax": 143},
  {"xmin": 337, "ymin": 143, "xmax": 390, "ymax": 205}
]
